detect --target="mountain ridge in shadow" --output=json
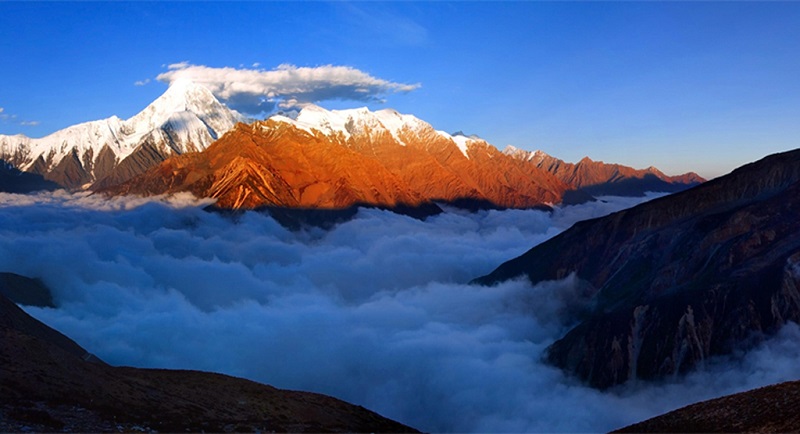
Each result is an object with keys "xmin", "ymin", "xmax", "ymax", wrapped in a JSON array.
[{"xmin": 474, "ymin": 148, "xmax": 800, "ymax": 389}]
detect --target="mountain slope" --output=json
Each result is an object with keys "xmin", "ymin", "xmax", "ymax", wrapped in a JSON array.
[
  {"xmin": 474, "ymin": 149, "xmax": 800, "ymax": 389},
  {"xmin": 504, "ymin": 146, "xmax": 704, "ymax": 196},
  {"xmin": 101, "ymin": 119, "xmax": 436, "ymax": 211},
  {"xmin": 274, "ymin": 105, "xmax": 575, "ymax": 208},
  {"xmin": 0, "ymin": 275, "xmax": 416, "ymax": 433},
  {"xmin": 101, "ymin": 105, "xmax": 581, "ymax": 212},
  {"xmin": 615, "ymin": 380, "xmax": 800, "ymax": 433},
  {"xmin": 0, "ymin": 80, "xmax": 244, "ymax": 190}
]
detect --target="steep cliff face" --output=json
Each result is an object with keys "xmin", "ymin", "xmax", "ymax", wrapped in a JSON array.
[
  {"xmin": 504, "ymin": 146, "xmax": 704, "ymax": 196},
  {"xmin": 475, "ymin": 149, "xmax": 800, "ymax": 389}
]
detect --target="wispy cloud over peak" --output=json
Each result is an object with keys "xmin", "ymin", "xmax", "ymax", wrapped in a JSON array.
[
  {"xmin": 134, "ymin": 79, "xmax": 151, "ymax": 86},
  {"xmin": 155, "ymin": 63, "xmax": 420, "ymax": 114}
]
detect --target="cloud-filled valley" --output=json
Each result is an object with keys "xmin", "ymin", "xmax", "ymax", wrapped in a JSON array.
[{"xmin": 3, "ymin": 191, "xmax": 800, "ymax": 432}]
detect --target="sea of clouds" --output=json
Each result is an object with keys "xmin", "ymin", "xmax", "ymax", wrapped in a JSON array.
[{"xmin": 2, "ymin": 190, "xmax": 800, "ymax": 432}]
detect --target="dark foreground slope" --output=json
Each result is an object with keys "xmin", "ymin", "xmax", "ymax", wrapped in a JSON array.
[
  {"xmin": 616, "ymin": 380, "xmax": 800, "ymax": 433},
  {"xmin": 0, "ymin": 275, "xmax": 416, "ymax": 433},
  {"xmin": 475, "ymin": 149, "xmax": 800, "ymax": 389}
]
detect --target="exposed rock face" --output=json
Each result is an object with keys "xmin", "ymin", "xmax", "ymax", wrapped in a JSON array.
[
  {"xmin": 504, "ymin": 146, "xmax": 704, "ymax": 196},
  {"xmin": 0, "ymin": 278, "xmax": 416, "ymax": 433},
  {"xmin": 0, "ymin": 80, "xmax": 244, "ymax": 190},
  {"xmin": 615, "ymin": 380, "xmax": 800, "ymax": 433},
  {"xmin": 475, "ymin": 149, "xmax": 800, "ymax": 389},
  {"xmin": 100, "ymin": 109, "xmax": 576, "ymax": 211}
]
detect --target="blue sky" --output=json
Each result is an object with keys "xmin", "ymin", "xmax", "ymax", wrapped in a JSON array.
[{"xmin": 1, "ymin": 2, "xmax": 799, "ymax": 179}]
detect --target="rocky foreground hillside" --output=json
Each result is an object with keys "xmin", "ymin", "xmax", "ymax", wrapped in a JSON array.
[
  {"xmin": 0, "ymin": 274, "xmax": 416, "ymax": 433},
  {"xmin": 475, "ymin": 148, "xmax": 800, "ymax": 389},
  {"xmin": 616, "ymin": 380, "xmax": 800, "ymax": 432}
]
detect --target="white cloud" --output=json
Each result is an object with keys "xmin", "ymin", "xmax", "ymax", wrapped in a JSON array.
[
  {"xmin": 0, "ymin": 107, "xmax": 4, "ymax": 113},
  {"xmin": 156, "ymin": 63, "xmax": 421, "ymax": 114},
  {"xmin": 134, "ymin": 78, "xmax": 151, "ymax": 86},
  {"xmin": 2, "ymin": 191, "xmax": 799, "ymax": 432},
  {"xmin": 20, "ymin": 121, "xmax": 40, "ymax": 126}
]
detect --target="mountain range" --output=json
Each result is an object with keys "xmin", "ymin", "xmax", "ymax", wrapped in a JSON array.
[
  {"xmin": 504, "ymin": 146, "xmax": 705, "ymax": 196},
  {"xmin": 475, "ymin": 148, "xmax": 800, "ymax": 389},
  {"xmin": 1, "ymin": 81, "xmax": 701, "ymax": 212}
]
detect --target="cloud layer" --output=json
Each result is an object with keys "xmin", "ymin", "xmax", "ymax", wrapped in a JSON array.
[
  {"xmin": 2, "ymin": 191, "xmax": 800, "ymax": 432},
  {"xmin": 156, "ymin": 63, "xmax": 420, "ymax": 114}
]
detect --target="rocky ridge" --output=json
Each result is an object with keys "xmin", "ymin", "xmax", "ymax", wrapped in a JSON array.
[
  {"xmin": 504, "ymin": 146, "xmax": 704, "ymax": 196},
  {"xmin": 475, "ymin": 148, "xmax": 800, "ymax": 389}
]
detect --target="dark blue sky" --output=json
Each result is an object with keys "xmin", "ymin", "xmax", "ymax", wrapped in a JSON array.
[{"xmin": 1, "ymin": 1, "xmax": 798, "ymax": 178}]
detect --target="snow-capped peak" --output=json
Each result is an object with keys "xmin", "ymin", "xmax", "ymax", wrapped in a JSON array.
[
  {"xmin": 272, "ymin": 104, "xmax": 433, "ymax": 146},
  {"xmin": 0, "ymin": 80, "xmax": 244, "ymax": 182},
  {"xmin": 503, "ymin": 146, "xmax": 551, "ymax": 164},
  {"xmin": 268, "ymin": 105, "xmax": 489, "ymax": 159},
  {"xmin": 126, "ymin": 79, "xmax": 242, "ymax": 135},
  {"xmin": 448, "ymin": 133, "xmax": 478, "ymax": 159}
]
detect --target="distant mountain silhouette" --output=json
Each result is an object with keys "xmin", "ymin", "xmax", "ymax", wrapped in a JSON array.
[{"xmin": 504, "ymin": 147, "xmax": 704, "ymax": 197}]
